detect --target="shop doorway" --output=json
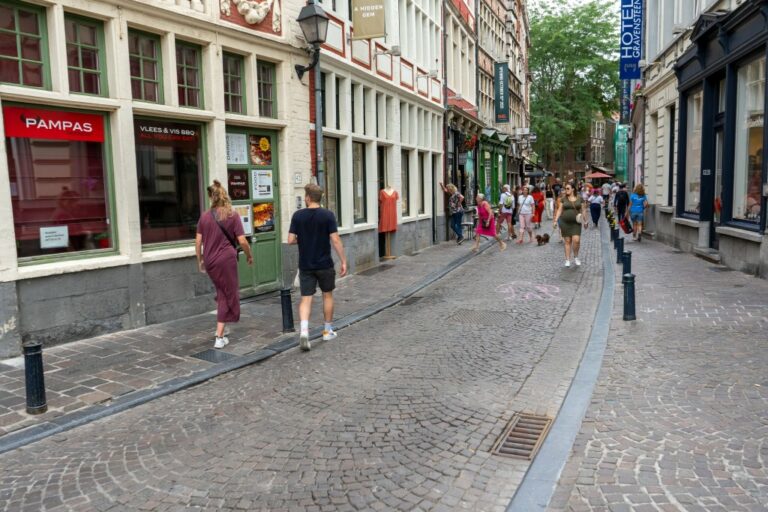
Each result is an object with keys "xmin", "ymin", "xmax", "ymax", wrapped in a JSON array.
[
  {"xmin": 711, "ymin": 129, "xmax": 723, "ymax": 250},
  {"xmin": 225, "ymin": 129, "xmax": 281, "ymax": 296},
  {"xmin": 377, "ymin": 146, "xmax": 387, "ymax": 257}
]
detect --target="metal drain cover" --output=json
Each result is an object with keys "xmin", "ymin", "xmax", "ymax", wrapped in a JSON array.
[
  {"xmin": 493, "ymin": 414, "xmax": 552, "ymax": 460},
  {"xmin": 190, "ymin": 349, "xmax": 238, "ymax": 363},
  {"xmin": 400, "ymin": 296, "xmax": 424, "ymax": 306}
]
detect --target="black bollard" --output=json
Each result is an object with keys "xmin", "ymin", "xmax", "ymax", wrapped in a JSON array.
[
  {"xmin": 610, "ymin": 227, "xmax": 617, "ymax": 242},
  {"xmin": 616, "ymin": 237, "xmax": 624, "ymax": 264},
  {"xmin": 622, "ymin": 250, "xmax": 632, "ymax": 276},
  {"xmin": 280, "ymin": 288, "xmax": 295, "ymax": 332},
  {"xmin": 23, "ymin": 342, "xmax": 47, "ymax": 415},
  {"xmin": 623, "ymin": 273, "xmax": 636, "ymax": 321}
]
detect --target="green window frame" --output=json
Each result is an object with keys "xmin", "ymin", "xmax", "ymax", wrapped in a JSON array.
[
  {"xmin": 128, "ymin": 30, "xmax": 162, "ymax": 103},
  {"xmin": 223, "ymin": 52, "xmax": 245, "ymax": 114},
  {"xmin": 176, "ymin": 41, "xmax": 202, "ymax": 108},
  {"xmin": 0, "ymin": 1, "xmax": 49, "ymax": 88},
  {"xmin": 257, "ymin": 60, "xmax": 276, "ymax": 118},
  {"xmin": 65, "ymin": 15, "xmax": 107, "ymax": 96},
  {"xmin": 401, "ymin": 149, "xmax": 410, "ymax": 216}
]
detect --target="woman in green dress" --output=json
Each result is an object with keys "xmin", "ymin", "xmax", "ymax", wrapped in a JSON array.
[{"xmin": 553, "ymin": 182, "xmax": 587, "ymax": 268}]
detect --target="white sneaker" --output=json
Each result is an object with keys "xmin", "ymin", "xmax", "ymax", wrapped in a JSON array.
[
  {"xmin": 574, "ymin": 257, "xmax": 581, "ymax": 266},
  {"xmin": 322, "ymin": 330, "xmax": 338, "ymax": 341},
  {"xmin": 299, "ymin": 332, "xmax": 311, "ymax": 351},
  {"xmin": 214, "ymin": 336, "xmax": 229, "ymax": 349},
  {"xmin": 564, "ymin": 260, "xmax": 571, "ymax": 268}
]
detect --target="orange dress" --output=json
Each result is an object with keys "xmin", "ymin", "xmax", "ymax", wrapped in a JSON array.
[{"xmin": 379, "ymin": 189, "xmax": 399, "ymax": 233}]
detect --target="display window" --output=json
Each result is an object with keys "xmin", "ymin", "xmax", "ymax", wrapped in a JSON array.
[
  {"xmin": 684, "ymin": 89, "xmax": 703, "ymax": 214},
  {"xmin": 733, "ymin": 55, "xmax": 765, "ymax": 223},
  {"xmin": 4, "ymin": 105, "xmax": 112, "ymax": 258},
  {"xmin": 134, "ymin": 118, "xmax": 204, "ymax": 244}
]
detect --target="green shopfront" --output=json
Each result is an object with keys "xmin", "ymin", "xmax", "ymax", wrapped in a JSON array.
[{"xmin": 478, "ymin": 128, "xmax": 510, "ymax": 204}]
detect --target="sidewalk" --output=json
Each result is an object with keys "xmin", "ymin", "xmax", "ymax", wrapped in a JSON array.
[
  {"xmin": 549, "ymin": 237, "xmax": 768, "ymax": 511},
  {"xmin": 0, "ymin": 240, "xmax": 485, "ymax": 439}
]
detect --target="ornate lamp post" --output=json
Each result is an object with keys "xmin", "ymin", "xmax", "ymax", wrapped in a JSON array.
[{"xmin": 295, "ymin": 1, "xmax": 329, "ymax": 188}]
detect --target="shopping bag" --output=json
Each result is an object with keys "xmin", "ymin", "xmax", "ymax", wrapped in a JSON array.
[{"xmin": 620, "ymin": 216, "xmax": 634, "ymax": 234}]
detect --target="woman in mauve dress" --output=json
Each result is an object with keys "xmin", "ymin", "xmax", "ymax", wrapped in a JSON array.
[
  {"xmin": 472, "ymin": 193, "xmax": 506, "ymax": 253},
  {"xmin": 195, "ymin": 181, "xmax": 253, "ymax": 349}
]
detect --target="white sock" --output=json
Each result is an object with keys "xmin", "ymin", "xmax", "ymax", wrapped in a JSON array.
[
  {"xmin": 324, "ymin": 322, "xmax": 333, "ymax": 332},
  {"xmin": 300, "ymin": 320, "xmax": 308, "ymax": 335}
]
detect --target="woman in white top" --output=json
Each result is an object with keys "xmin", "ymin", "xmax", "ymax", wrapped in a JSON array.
[
  {"xmin": 517, "ymin": 186, "xmax": 536, "ymax": 244},
  {"xmin": 588, "ymin": 188, "xmax": 604, "ymax": 228}
]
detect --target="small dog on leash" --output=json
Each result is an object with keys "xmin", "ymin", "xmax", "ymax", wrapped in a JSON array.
[{"xmin": 536, "ymin": 233, "xmax": 550, "ymax": 246}]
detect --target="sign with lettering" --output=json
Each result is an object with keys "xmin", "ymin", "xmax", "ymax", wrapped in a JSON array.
[
  {"xmin": 134, "ymin": 119, "xmax": 200, "ymax": 148},
  {"xmin": 39, "ymin": 226, "xmax": 69, "ymax": 249},
  {"xmin": 620, "ymin": 80, "xmax": 632, "ymax": 123},
  {"xmin": 494, "ymin": 62, "xmax": 509, "ymax": 123},
  {"xmin": 620, "ymin": 0, "xmax": 643, "ymax": 79},
  {"xmin": 226, "ymin": 133, "xmax": 248, "ymax": 164},
  {"xmin": 3, "ymin": 106, "xmax": 104, "ymax": 142},
  {"xmin": 351, "ymin": 0, "xmax": 386, "ymax": 40}
]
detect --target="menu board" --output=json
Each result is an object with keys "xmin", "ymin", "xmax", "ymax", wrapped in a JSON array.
[
  {"xmin": 233, "ymin": 204, "xmax": 253, "ymax": 236},
  {"xmin": 228, "ymin": 169, "xmax": 249, "ymax": 200},
  {"xmin": 252, "ymin": 169, "xmax": 273, "ymax": 200},
  {"xmin": 226, "ymin": 133, "xmax": 248, "ymax": 165}
]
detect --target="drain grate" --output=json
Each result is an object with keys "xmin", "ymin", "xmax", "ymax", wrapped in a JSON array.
[
  {"xmin": 359, "ymin": 264, "xmax": 394, "ymax": 276},
  {"xmin": 492, "ymin": 414, "xmax": 552, "ymax": 460},
  {"xmin": 400, "ymin": 296, "xmax": 424, "ymax": 306},
  {"xmin": 190, "ymin": 349, "xmax": 238, "ymax": 363}
]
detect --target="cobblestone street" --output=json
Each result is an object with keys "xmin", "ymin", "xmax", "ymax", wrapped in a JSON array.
[
  {"xmin": 0, "ymin": 230, "xmax": 602, "ymax": 511},
  {"xmin": 550, "ymin": 237, "xmax": 768, "ymax": 512}
]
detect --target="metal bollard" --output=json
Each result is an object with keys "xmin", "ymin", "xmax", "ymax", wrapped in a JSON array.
[
  {"xmin": 616, "ymin": 237, "xmax": 624, "ymax": 264},
  {"xmin": 622, "ymin": 250, "xmax": 632, "ymax": 276},
  {"xmin": 610, "ymin": 227, "xmax": 617, "ymax": 242},
  {"xmin": 23, "ymin": 342, "xmax": 47, "ymax": 415},
  {"xmin": 280, "ymin": 288, "xmax": 295, "ymax": 332},
  {"xmin": 623, "ymin": 273, "xmax": 637, "ymax": 321}
]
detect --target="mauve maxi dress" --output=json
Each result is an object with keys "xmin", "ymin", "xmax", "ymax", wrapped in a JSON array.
[{"xmin": 197, "ymin": 210, "xmax": 244, "ymax": 323}]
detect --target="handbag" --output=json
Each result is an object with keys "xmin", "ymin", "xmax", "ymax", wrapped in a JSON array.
[
  {"xmin": 211, "ymin": 210, "xmax": 243, "ymax": 254},
  {"xmin": 570, "ymin": 198, "xmax": 584, "ymax": 224},
  {"xmin": 620, "ymin": 216, "xmax": 634, "ymax": 234}
]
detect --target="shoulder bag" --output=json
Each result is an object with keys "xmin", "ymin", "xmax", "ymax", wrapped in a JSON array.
[
  {"xmin": 211, "ymin": 210, "xmax": 243, "ymax": 254},
  {"xmin": 570, "ymin": 198, "xmax": 584, "ymax": 224}
]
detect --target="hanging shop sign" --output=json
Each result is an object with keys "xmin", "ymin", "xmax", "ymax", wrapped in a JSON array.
[
  {"xmin": 620, "ymin": 80, "xmax": 632, "ymax": 123},
  {"xmin": 226, "ymin": 133, "xmax": 248, "ymax": 165},
  {"xmin": 619, "ymin": 0, "xmax": 642, "ymax": 79},
  {"xmin": 494, "ymin": 62, "xmax": 509, "ymax": 123},
  {"xmin": 351, "ymin": 0, "xmax": 386, "ymax": 40},
  {"xmin": 3, "ymin": 106, "xmax": 104, "ymax": 142}
]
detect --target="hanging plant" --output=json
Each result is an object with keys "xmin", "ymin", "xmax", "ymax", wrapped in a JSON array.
[{"xmin": 462, "ymin": 134, "xmax": 478, "ymax": 152}]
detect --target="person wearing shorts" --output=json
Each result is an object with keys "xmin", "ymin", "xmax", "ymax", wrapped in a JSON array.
[
  {"xmin": 628, "ymin": 184, "xmax": 649, "ymax": 242},
  {"xmin": 288, "ymin": 184, "xmax": 348, "ymax": 351},
  {"xmin": 517, "ymin": 186, "xmax": 536, "ymax": 243},
  {"xmin": 498, "ymin": 184, "xmax": 515, "ymax": 241}
]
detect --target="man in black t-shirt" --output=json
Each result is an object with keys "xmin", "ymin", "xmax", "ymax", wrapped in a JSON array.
[
  {"xmin": 614, "ymin": 183, "xmax": 630, "ymax": 219},
  {"xmin": 288, "ymin": 183, "xmax": 348, "ymax": 351}
]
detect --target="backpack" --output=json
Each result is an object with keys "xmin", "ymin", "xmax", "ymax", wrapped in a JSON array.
[{"xmin": 504, "ymin": 194, "xmax": 514, "ymax": 208}]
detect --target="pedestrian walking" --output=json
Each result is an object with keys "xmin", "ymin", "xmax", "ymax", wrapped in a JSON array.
[
  {"xmin": 288, "ymin": 184, "xmax": 348, "ymax": 351},
  {"xmin": 531, "ymin": 186, "xmax": 545, "ymax": 229},
  {"xmin": 545, "ymin": 184, "xmax": 555, "ymax": 220},
  {"xmin": 628, "ymin": 183, "xmax": 649, "ymax": 242},
  {"xmin": 472, "ymin": 193, "xmax": 507, "ymax": 252},
  {"xmin": 498, "ymin": 184, "xmax": 515, "ymax": 241},
  {"xmin": 553, "ymin": 182, "xmax": 587, "ymax": 268},
  {"xmin": 601, "ymin": 181, "xmax": 611, "ymax": 206},
  {"xmin": 588, "ymin": 188, "xmax": 604, "ymax": 227},
  {"xmin": 517, "ymin": 186, "xmax": 536, "ymax": 244},
  {"xmin": 614, "ymin": 183, "xmax": 629, "ymax": 220},
  {"xmin": 440, "ymin": 182, "xmax": 465, "ymax": 244},
  {"xmin": 195, "ymin": 180, "xmax": 253, "ymax": 349}
]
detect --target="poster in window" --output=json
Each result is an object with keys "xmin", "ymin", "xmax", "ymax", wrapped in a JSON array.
[
  {"xmin": 249, "ymin": 135, "xmax": 272, "ymax": 166},
  {"xmin": 39, "ymin": 226, "xmax": 69, "ymax": 249},
  {"xmin": 233, "ymin": 203, "xmax": 253, "ymax": 236},
  {"xmin": 252, "ymin": 169, "xmax": 273, "ymax": 199},
  {"xmin": 226, "ymin": 133, "xmax": 248, "ymax": 165},
  {"xmin": 253, "ymin": 202, "xmax": 275, "ymax": 233},
  {"xmin": 228, "ymin": 169, "xmax": 249, "ymax": 200}
]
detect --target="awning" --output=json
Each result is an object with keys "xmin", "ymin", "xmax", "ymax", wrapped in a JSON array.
[{"xmin": 585, "ymin": 171, "xmax": 612, "ymax": 179}]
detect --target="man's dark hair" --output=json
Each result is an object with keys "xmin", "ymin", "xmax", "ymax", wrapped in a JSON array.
[{"xmin": 305, "ymin": 183, "xmax": 324, "ymax": 203}]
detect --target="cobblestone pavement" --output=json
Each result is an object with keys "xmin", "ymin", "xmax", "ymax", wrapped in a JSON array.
[
  {"xmin": 550, "ymin": 238, "xmax": 768, "ymax": 512},
  {"xmin": 0, "ymin": 227, "xmax": 603, "ymax": 511},
  {"xmin": 0, "ymin": 241, "xmax": 492, "ymax": 437}
]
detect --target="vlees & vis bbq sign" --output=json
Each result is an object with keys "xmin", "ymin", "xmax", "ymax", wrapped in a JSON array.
[{"xmin": 3, "ymin": 106, "xmax": 105, "ymax": 142}]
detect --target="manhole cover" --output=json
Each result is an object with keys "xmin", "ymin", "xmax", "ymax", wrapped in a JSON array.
[
  {"xmin": 492, "ymin": 414, "xmax": 552, "ymax": 460},
  {"xmin": 400, "ymin": 296, "xmax": 424, "ymax": 306},
  {"xmin": 709, "ymin": 266, "xmax": 733, "ymax": 272},
  {"xmin": 448, "ymin": 309, "xmax": 510, "ymax": 325},
  {"xmin": 190, "ymin": 349, "xmax": 238, "ymax": 363},
  {"xmin": 359, "ymin": 265, "xmax": 394, "ymax": 276}
]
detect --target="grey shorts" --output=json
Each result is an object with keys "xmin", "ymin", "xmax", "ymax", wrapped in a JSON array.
[{"xmin": 299, "ymin": 268, "xmax": 336, "ymax": 296}]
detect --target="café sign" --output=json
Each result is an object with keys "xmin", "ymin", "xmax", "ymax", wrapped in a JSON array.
[{"xmin": 3, "ymin": 106, "xmax": 104, "ymax": 142}]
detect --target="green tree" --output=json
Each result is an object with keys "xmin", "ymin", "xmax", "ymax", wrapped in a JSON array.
[{"xmin": 529, "ymin": 0, "xmax": 620, "ymax": 171}]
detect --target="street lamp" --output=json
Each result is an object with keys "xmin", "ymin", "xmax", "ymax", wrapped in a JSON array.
[{"xmin": 295, "ymin": 0, "xmax": 329, "ymax": 189}]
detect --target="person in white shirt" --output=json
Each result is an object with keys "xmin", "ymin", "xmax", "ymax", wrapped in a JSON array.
[
  {"xmin": 601, "ymin": 182, "xmax": 612, "ymax": 205},
  {"xmin": 588, "ymin": 188, "xmax": 604, "ymax": 228},
  {"xmin": 498, "ymin": 184, "xmax": 516, "ymax": 241},
  {"xmin": 517, "ymin": 186, "xmax": 536, "ymax": 243}
]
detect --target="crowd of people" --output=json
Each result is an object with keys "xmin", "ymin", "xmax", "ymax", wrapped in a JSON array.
[{"xmin": 440, "ymin": 178, "xmax": 649, "ymax": 268}]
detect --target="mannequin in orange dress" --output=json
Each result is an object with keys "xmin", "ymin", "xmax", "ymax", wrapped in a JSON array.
[{"xmin": 379, "ymin": 186, "xmax": 398, "ymax": 258}]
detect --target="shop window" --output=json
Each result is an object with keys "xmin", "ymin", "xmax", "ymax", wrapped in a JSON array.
[
  {"xmin": 733, "ymin": 55, "xmax": 765, "ymax": 223},
  {"xmin": 576, "ymin": 145, "xmax": 586, "ymax": 162},
  {"xmin": 319, "ymin": 71, "xmax": 327, "ymax": 126},
  {"xmin": 222, "ymin": 53, "xmax": 244, "ymax": 114},
  {"xmin": 134, "ymin": 118, "xmax": 204, "ymax": 244},
  {"xmin": 65, "ymin": 16, "xmax": 105, "ymax": 96},
  {"xmin": 128, "ymin": 30, "xmax": 162, "ymax": 103},
  {"xmin": 684, "ymin": 89, "xmax": 703, "ymax": 214},
  {"xmin": 257, "ymin": 60, "xmax": 276, "ymax": 118},
  {"xmin": 176, "ymin": 42, "xmax": 202, "ymax": 108},
  {"xmin": 353, "ymin": 142, "xmax": 367, "ymax": 223},
  {"xmin": 401, "ymin": 149, "xmax": 410, "ymax": 216},
  {"xmin": 418, "ymin": 152, "xmax": 426, "ymax": 214},
  {"xmin": 0, "ymin": 2, "xmax": 47, "ymax": 88},
  {"xmin": 4, "ymin": 105, "xmax": 111, "ymax": 258},
  {"xmin": 323, "ymin": 136, "xmax": 341, "ymax": 224}
]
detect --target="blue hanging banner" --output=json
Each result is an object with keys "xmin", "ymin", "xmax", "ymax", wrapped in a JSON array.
[
  {"xmin": 620, "ymin": 80, "xmax": 632, "ymax": 124},
  {"xmin": 620, "ymin": 0, "xmax": 643, "ymax": 79},
  {"xmin": 494, "ymin": 62, "xmax": 509, "ymax": 123}
]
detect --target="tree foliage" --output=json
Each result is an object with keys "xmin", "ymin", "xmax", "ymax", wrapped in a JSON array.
[{"xmin": 529, "ymin": 0, "xmax": 620, "ymax": 166}]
